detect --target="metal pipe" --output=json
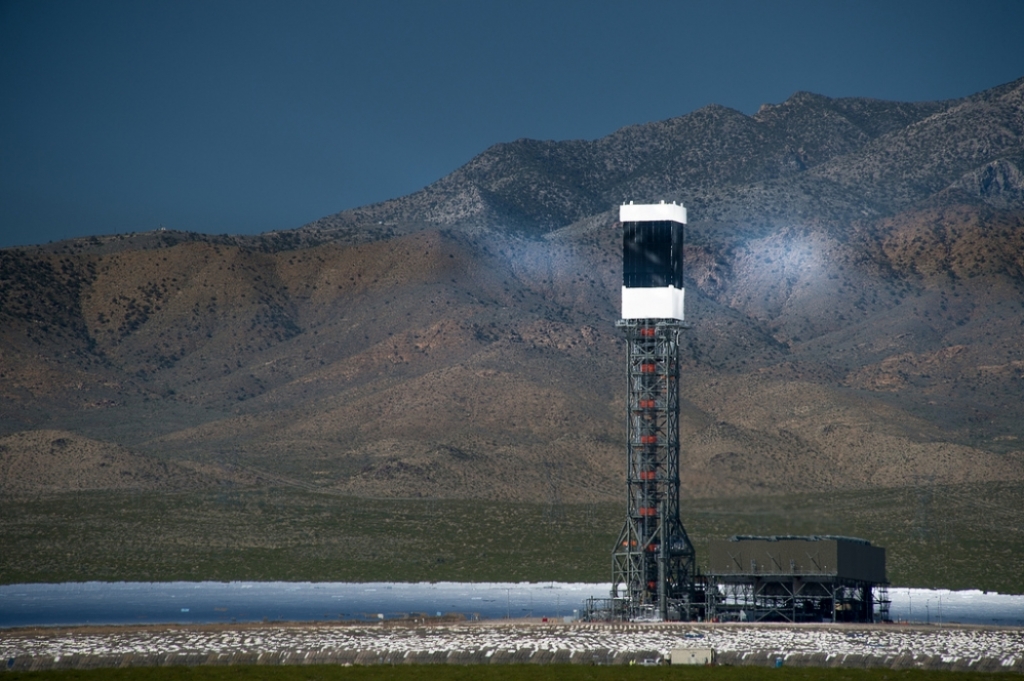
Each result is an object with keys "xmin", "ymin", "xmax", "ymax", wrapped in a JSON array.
[{"xmin": 659, "ymin": 496, "xmax": 667, "ymax": 620}]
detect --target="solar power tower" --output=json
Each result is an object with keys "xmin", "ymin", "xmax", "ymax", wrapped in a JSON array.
[{"xmin": 611, "ymin": 201, "xmax": 701, "ymax": 621}]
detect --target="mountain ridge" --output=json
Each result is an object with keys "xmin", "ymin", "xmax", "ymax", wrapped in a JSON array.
[
  {"xmin": 3, "ymin": 77, "xmax": 1024, "ymax": 501},
  {"xmin": 302, "ymin": 79, "xmax": 1024, "ymax": 239}
]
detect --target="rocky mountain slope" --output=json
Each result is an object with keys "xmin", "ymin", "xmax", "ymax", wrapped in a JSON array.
[
  {"xmin": 2, "ymin": 77, "xmax": 1024, "ymax": 501},
  {"xmin": 305, "ymin": 76, "xmax": 1023, "ymax": 235}
]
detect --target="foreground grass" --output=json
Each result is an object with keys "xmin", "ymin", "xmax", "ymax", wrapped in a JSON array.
[
  {"xmin": 5, "ymin": 666, "xmax": 1023, "ymax": 681},
  {"xmin": 1, "ymin": 482, "xmax": 1022, "ymax": 592}
]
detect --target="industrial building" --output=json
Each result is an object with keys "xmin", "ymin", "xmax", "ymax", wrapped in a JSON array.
[
  {"xmin": 587, "ymin": 201, "xmax": 889, "ymax": 624},
  {"xmin": 705, "ymin": 535, "xmax": 889, "ymax": 623}
]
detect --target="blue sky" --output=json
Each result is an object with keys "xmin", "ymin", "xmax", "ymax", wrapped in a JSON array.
[{"xmin": 2, "ymin": 0, "xmax": 1023, "ymax": 247}]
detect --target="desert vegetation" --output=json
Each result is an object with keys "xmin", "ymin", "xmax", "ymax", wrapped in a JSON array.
[{"xmin": 2, "ymin": 483, "xmax": 1021, "ymax": 593}]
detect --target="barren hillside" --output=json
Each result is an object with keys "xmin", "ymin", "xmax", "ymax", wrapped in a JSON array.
[{"xmin": 2, "ymin": 78, "xmax": 1024, "ymax": 501}]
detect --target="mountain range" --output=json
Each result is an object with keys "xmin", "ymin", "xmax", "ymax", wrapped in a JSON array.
[{"xmin": 3, "ymin": 76, "xmax": 1024, "ymax": 502}]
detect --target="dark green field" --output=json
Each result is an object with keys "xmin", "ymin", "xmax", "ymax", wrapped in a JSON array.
[
  {"xmin": 4, "ymin": 665, "xmax": 1023, "ymax": 681},
  {"xmin": 2, "ymin": 482, "xmax": 1022, "ymax": 593}
]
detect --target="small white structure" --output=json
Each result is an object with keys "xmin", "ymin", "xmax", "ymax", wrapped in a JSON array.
[
  {"xmin": 620, "ymin": 201, "xmax": 686, "ymax": 321},
  {"xmin": 670, "ymin": 647, "xmax": 716, "ymax": 665}
]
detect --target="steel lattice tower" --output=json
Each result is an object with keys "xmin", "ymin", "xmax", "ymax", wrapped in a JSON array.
[{"xmin": 610, "ymin": 201, "xmax": 701, "ymax": 621}]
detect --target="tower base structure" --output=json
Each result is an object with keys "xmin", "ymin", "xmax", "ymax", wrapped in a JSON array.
[{"xmin": 606, "ymin": 319, "xmax": 704, "ymax": 621}]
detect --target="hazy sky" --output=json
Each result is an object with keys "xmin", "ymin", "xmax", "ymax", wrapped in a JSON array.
[{"xmin": 2, "ymin": 0, "xmax": 1023, "ymax": 248}]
